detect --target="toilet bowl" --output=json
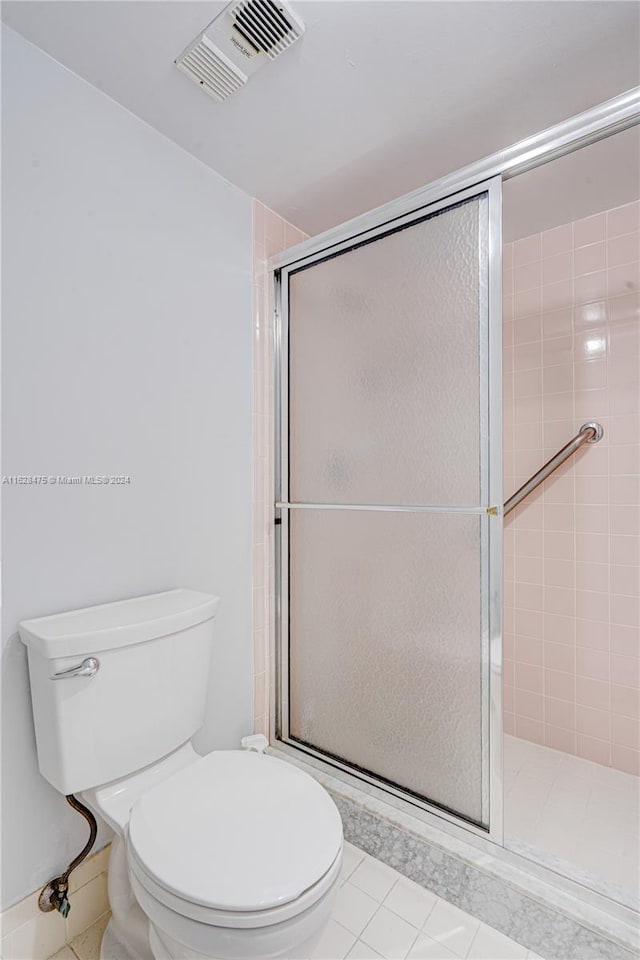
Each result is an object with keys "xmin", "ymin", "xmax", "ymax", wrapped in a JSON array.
[
  {"xmin": 19, "ymin": 590, "xmax": 344, "ymax": 960},
  {"xmin": 86, "ymin": 744, "xmax": 343, "ymax": 960}
]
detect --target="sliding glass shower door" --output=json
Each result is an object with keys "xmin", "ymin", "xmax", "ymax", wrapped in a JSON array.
[{"xmin": 275, "ymin": 180, "xmax": 502, "ymax": 834}]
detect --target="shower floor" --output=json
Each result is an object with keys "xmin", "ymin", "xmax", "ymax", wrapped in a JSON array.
[{"xmin": 504, "ymin": 735, "xmax": 639, "ymax": 906}]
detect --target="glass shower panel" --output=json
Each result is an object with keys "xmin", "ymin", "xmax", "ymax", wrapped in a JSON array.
[
  {"xmin": 288, "ymin": 197, "xmax": 486, "ymax": 506},
  {"xmin": 279, "ymin": 181, "xmax": 498, "ymax": 831},
  {"xmin": 288, "ymin": 509, "xmax": 485, "ymax": 824}
]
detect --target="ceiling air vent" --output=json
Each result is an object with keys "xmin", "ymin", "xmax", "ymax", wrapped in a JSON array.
[
  {"xmin": 175, "ymin": 0, "xmax": 304, "ymax": 101},
  {"xmin": 230, "ymin": 0, "xmax": 305, "ymax": 60},
  {"xmin": 176, "ymin": 35, "xmax": 247, "ymax": 102}
]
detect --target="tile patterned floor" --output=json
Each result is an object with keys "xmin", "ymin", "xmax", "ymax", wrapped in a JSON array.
[
  {"xmin": 49, "ymin": 912, "xmax": 109, "ymax": 960},
  {"xmin": 504, "ymin": 735, "xmax": 639, "ymax": 902},
  {"xmin": 309, "ymin": 843, "xmax": 540, "ymax": 960},
  {"xmin": 48, "ymin": 846, "xmax": 540, "ymax": 960}
]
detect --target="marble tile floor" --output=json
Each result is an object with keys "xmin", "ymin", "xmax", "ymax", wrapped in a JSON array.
[
  {"xmin": 504, "ymin": 735, "xmax": 639, "ymax": 904},
  {"xmin": 48, "ymin": 846, "xmax": 540, "ymax": 960}
]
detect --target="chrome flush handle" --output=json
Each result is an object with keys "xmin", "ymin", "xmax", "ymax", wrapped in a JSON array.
[{"xmin": 51, "ymin": 657, "xmax": 100, "ymax": 680}]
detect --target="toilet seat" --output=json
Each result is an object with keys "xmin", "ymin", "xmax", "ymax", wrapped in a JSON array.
[
  {"xmin": 128, "ymin": 842, "xmax": 342, "ymax": 930},
  {"xmin": 127, "ymin": 750, "xmax": 343, "ymax": 928}
]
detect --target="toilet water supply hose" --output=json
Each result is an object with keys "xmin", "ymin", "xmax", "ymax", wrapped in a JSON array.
[{"xmin": 38, "ymin": 795, "xmax": 98, "ymax": 917}]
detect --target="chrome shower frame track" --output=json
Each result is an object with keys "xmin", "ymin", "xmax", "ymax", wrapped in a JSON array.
[{"xmin": 270, "ymin": 88, "xmax": 640, "ymax": 273}]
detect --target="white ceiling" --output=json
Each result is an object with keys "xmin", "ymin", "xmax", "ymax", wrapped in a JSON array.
[{"xmin": 3, "ymin": 1, "xmax": 640, "ymax": 235}]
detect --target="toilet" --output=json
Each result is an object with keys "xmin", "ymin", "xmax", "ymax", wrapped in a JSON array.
[{"xmin": 19, "ymin": 590, "xmax": 343, "ymax": 960}]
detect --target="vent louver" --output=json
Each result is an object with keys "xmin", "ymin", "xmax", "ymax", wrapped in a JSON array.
[
  {"xmin": 230, "ymin": 0, "xmax": 304, "ymax": 60},
  {"xmin": 175, "ymin": 0, "xmax": 304, "ymax": 102},
  {"xmin": 176, "ymin": 35, "xmax": 247, "ymax": 101}
]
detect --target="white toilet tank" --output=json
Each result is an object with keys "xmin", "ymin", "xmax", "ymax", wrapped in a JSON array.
[{"xmin": 19, "ymin": 590, "xmax": 219, "ymax": 795}]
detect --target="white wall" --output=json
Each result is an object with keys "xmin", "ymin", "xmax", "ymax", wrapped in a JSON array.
[{"xmin": 1, "ymin": 27, "xmax": 254, "ymax": 908}]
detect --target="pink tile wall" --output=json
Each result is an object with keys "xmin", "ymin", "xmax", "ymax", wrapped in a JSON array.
[
  {"xmin": 504, "ymin": 200, "xmax": 640, "ymax": 775},
  {"xmin": 252, "ymin": 200, "xmax": 307, "ymax": 737}
]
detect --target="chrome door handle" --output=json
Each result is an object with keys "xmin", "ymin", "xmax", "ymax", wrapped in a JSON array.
[{"xmin": 51, "ymin": 657, "xmax": 100, "ymax": 680}]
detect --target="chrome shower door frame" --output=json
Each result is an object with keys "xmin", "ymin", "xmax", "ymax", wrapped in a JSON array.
[{"xmin": 273, "ymin": 176, "xmax": 504, "ymax": 844}]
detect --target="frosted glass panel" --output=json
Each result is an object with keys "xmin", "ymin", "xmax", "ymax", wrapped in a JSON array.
[
  {"xmin": 288, "ymin": 509, "xmax": 485, "ymax": 824},
  {"xmin": 288, "ymin": 196, "xmax": 486, "ymax": 506}
]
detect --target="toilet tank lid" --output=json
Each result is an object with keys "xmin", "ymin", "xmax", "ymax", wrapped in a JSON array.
[{"xmin": 19, "ymin": 589, "xmax": 220, "ymax": 659}]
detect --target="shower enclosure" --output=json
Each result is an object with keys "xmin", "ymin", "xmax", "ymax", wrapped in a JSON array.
[{"xmin": 269, "ymin": 87, "xmax": 640, "ymax": 905}]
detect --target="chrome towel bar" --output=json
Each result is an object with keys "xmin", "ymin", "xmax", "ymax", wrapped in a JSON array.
[{"xmin": 504, "ymin": 421, "xmax": 604, "ymax": 517}]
